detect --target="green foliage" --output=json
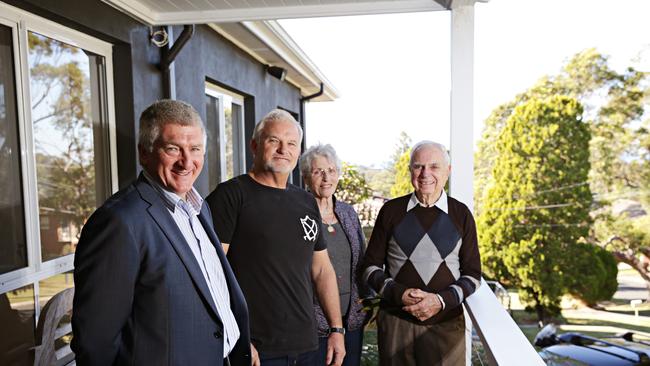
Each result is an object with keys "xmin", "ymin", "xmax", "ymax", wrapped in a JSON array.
[
  {"xmin": 568, "ymin": 244, "xmax": 618, "ymax": 305},
  {"xmin": 474, "ymin": 48, "xmax": 649, "ymax": 215},
  {"xmin": 364, "ymin": 168, "xmax": 393, "ymax": 198},
  {"xmin": 337, "ymin": 163, "xmax": 372, "ymax": 204},
  {"xmin": 477, "ymin": 96, "xmax": 592, "ymax": 321},
  {"xmin": 475, "ymin": 47, "xmax": 650, "ymax": 305},
  {"xmin": 366, "ymin": 131, "xmax": 411, "ymax": 198},
  {"xmin": 389, "ymin": 148, "xmax": 412, "ymax": 198},
  {"xmin": 594, "ymin": 214, "xmax": 650, "ymax": 254}
]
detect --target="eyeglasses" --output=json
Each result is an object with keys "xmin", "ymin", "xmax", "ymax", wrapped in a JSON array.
[{"xmin": 311, "ymin": 167, "xmax": 338, "ymax": 178}]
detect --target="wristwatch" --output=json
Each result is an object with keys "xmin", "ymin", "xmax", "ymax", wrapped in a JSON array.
[{"xmin": 328, "ymin": 327, "xmax": 346, "ymax": 336}]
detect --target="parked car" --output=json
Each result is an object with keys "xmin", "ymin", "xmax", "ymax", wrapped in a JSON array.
[{"xmin": 535, "ymin": 324, "xmax": 650, "ymax": 366}]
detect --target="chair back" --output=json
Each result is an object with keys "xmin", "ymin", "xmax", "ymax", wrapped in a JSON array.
[{"xmin": 34, "ymin": 287, "xmax": 75, "ymax": 366}]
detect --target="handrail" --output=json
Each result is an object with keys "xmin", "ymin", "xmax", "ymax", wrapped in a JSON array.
[{"xmin": 465, "ymin": 278, "xmax": 546, "ymax": 366}]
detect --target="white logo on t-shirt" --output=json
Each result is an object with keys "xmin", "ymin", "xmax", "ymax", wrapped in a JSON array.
[{"xmin": 300, "ymin": 215, "xmax": 318, "ymax": 242}]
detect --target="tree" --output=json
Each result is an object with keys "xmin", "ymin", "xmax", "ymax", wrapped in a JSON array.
[
  {"xmin": 474, "ymin": 49, "xmax": 635, "ymax": 214},
  {"xmin": 390, "ymin": 149, "xmax": 411, "ymax": 198},
  {"xmin": 568, "ymin": 243, "xmax": 618, "ymax": 306},
  {"xmin": 475, "ymin": 48, "xmax": 650, "ymax": 299},
  {"xmin": 594, "ymin": 214, "xmax": 650, "ymax": 295},
  {"xmin": 367, "ymin": 131, "xmax": 411, "ymax": 198},
  {"xmin": 336, "ymin": 163, "xmax": 377, "ymax": 230},
  {"xmin": 477, "ymin": 96, "xmax": 593, "ymax": 321},
  {"xmin": 337, "ymin": 163, "xmax": 372, "ymax": 204}
]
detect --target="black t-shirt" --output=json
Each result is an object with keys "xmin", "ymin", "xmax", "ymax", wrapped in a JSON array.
[{"xmin": 206, "ymin": 174, "xmax": 326, "ymax": 356}]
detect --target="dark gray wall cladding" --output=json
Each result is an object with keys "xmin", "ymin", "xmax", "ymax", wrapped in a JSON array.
[
  {"xmin": 3, "ymin": 1, "xmax": 304, "ymax": 193},
  {"xmin": 174, "ymin": 24, "xmax": 301, "ymax": 195}
]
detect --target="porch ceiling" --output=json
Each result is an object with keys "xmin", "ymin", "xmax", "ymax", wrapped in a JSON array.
[
  {"xmin": 102, "ymin": 0, "xmax": 451, "ymax": 25},
  {"xmin": 209, "ymin": 21, "xmax": 339, "ymax": 102},
  {"xmin": 101, "ymin": 0, "xmax": 462, "ymax": 102}
]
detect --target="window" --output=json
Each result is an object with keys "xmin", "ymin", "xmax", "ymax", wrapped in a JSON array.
[
  {"xmin": 0, "ymin": 22, "xmax": 27, "ymax": 276},
  {"xmin": 0, "ymin": 4, "xmax": 116, "ymax": 364},
  {"xmin": 205, "ymin": 83, "xmax": 245, "ymax": 191},
  {"xmin": 28, "ymin": 31, "xmax": 112, "ymax": 261}
]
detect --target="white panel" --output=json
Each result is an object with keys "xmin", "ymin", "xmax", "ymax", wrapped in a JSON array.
[
  {"xmin": 182, "ymin": 0, "xmax": 205, "ymax": 10},
  {"xmin": 245, "ymin": 0, "xmax": 268, "ymax": 7},
  {"xmin": 139, "ymin": 0, "xmax": 168, "ymax": 12},
  {"xmin": 265, "ymin": 0, "xmax": 289, "ymax": 6},
  {"xmin": 465, "ymin": 279, "xmax": 546, "ymax": 365},
  {"xmin": 282, "ymin": 0, "xmax": 302, "ymax": 6},
  {"xmin": 104, "ymin": 0, "xmax": 446, "ymax": 24},
  {"xmin": 449, "ymin": 0, "xmax": 474, "ymax": 211},
  {"xmin": 164, "ymin": 0, "xmax": 184, "ymax": 11}
]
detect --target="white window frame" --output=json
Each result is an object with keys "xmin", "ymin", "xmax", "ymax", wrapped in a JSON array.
[
  {"xmin": 205, "ymin": 82, "xmax": 246, "ymax": 181},
  {"xmin": 0, "ymin": 3, "xmax": 117, "ymax": 304}
]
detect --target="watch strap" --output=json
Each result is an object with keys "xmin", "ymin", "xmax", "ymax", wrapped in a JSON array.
[{"xmin": 328, "ymin": 327, "xmax": 346, "ymax": 335}]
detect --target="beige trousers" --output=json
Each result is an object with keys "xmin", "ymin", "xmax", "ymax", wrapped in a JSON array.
[{"xmin": 377, "ymin": 310, "xmax": 466, "ymax": 366}]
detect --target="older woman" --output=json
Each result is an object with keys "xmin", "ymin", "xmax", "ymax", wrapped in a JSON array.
[{"xmin": 300, "ymin": 144, "xmax": 368, "ymax": 366}]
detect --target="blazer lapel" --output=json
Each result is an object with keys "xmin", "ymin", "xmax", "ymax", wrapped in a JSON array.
[{"xmin": 135, "ymin": 176, "xmax": 221, "ymax": 320}]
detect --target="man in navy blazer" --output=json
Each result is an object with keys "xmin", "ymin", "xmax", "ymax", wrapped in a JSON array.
[{"xmin": 71, "ymin": 100, "xmax": 251, "ymax": 366}]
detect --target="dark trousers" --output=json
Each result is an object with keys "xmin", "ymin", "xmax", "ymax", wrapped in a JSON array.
[
  {"xmin": 309, "ymin": 327, "xmax": 364, "ymax": 366},
  {"xmin": 377, "ymin": 310, "xmax": 466, "ymax": 366},
  {"xmin": 260, "ymin": 351, "xmax": 317, "ymax": 366}
]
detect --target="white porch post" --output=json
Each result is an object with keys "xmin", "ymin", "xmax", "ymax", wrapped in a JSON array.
[
  {"xmin": 450, "ymin": 3, "xmax": 546, "ymax": 365},
  {"xmin": 449, "ymin": 4, "xmax": 476, "ymax": 364},
  {"xmin": 449, "ymin": 0, "xmax": 475, "ymax": 211}
]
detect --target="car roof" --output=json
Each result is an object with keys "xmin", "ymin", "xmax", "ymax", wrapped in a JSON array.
[{"xmin": 540, "ymin": 343, "xmax": 650, "ymax": 366}]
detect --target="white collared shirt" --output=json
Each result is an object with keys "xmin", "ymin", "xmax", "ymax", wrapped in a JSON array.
[
  {"xmin": 143, "ymin": 172, "xmax": 240, "ymax": 357},
  {"xmin": 406, "ymin": 190, "xmax": 448, "ymax": 214}
]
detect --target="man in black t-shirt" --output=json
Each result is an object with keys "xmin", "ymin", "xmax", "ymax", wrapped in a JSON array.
[{"xmin": 206, "ymin": 109, "xmax": 345, "ymax": 366}]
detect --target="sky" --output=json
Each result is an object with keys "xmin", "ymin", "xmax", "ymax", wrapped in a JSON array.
[{"xmin": 279, "ymin": 0, "xmax": 650, "ymax": 168}]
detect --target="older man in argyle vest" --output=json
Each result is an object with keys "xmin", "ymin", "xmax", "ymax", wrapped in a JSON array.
[{"xmin": 361, "ymin": 140, "xmax": 481, "ymax": 366}]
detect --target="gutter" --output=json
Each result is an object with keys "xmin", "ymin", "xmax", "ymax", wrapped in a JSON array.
[
  {"xmin": 159, "ymin": 25, "xmax": 195, "ymax": 99},
  {"xmin": 294, "ymin": 82, "xmax": 324, "ymax": 188}
]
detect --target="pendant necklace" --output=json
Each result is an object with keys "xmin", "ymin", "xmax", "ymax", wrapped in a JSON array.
[
  {"xmin": 321, "ymin": 210, "xmax": 337, "ymax": 235},
  {"xmin": 325, "ymin": 219, "xmax": 336, "ymax": 234}
]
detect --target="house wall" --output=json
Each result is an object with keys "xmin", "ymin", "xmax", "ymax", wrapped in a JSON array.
[{"xmin": 4, "ymin": 0, "xmax": 302, "ymax": 192}]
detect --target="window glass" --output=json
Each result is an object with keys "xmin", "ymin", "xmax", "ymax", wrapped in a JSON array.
[
  {"xmin": 205, "ymin": 94, "xmax": 222, "ymax": 191},
  {"xmin": 0, "ymin": 24, "xmax": 28, "ymax": 275},
  {"xmin": 0, "ymin": 284, "xmax": 35, "ymax": 366},
  {"xmin": 28, "ymin": 32, "xmax": 108, "ymax": 262},
  {"xmin": 225, "ymin": 101, "xmax": 235, "ymax": 179},
  {"xmin": 38, "ymin": 271, "xmax": 74, "ymax": 311},
  {"xmin": 204, "ymin": 86, "xmax": 245, "ymax": 192}
]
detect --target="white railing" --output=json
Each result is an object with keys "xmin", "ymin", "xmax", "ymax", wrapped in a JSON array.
[{"xmin": 465, "ymin": 278, "xmax": 546, "ymax": 366}]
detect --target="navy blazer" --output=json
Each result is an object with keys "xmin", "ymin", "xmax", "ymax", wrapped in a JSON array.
[{"xmin": 72, "ymin": 174, "xmax": 251, "ymax": 366}]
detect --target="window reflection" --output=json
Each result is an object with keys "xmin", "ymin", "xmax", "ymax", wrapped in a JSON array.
[
  {"xmin": 0, "ymin": 284, "xmax": 35, "ymax": 366},
  {"xmin": 205, "ymin": 86, "xmax": 245, "ymax": 192},
  {"xmin": 28, "ymin": 32, "xmax": 107, "ymax": 262},
  {"xmin": 0, "ymin": 24, "xmax": 28, "ymax": 275}
]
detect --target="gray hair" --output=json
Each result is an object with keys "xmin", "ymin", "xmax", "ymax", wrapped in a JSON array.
[
  {"xmin": 410, "ymin": 140, "xmax": 451, "ymax": 166},
  {"xmin": 138, "ymin": 99, "xmax": 205, "ymax": 153},
  {"xmin": 252, "ymin": 109, "xmax": 303, "ymax": 144},
  {"xmin": 299, "ymin": 143, "xmax": 342, "ymax": 180}
]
